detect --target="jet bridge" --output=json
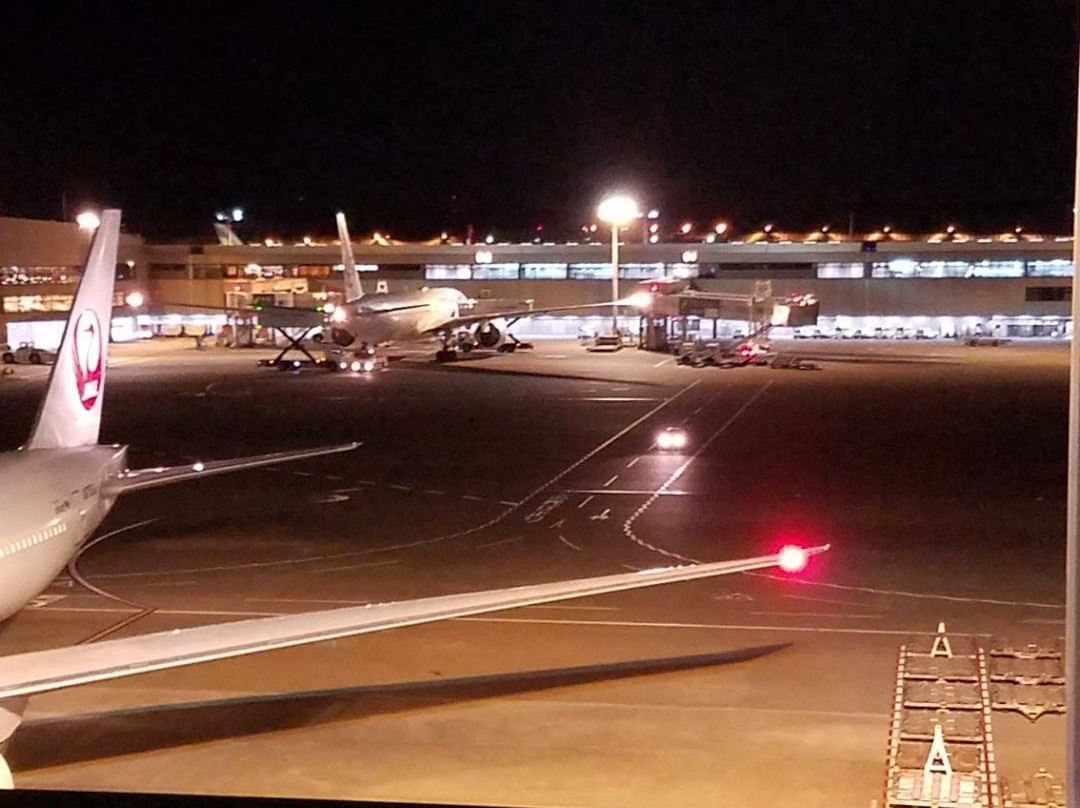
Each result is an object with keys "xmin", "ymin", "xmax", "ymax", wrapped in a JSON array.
[{"xmin": 637, "ymin": 282, "xmax": 819, "ymax": 351}]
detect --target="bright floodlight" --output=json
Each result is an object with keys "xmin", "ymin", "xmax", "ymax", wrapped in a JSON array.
[
  {"xmin": 124, "ymin": 291, "xmax": 145, "ymax": 308},
  {"xmin": 350, "ymin": 360, "xmax": 363, "ymax": 372},
  {"xmin": 597, "ymin": 195, "xmax": 640, "ymax": 227},
  {"xmin": 777, "ymin": 544, "xmax": 809, "ymax": 573},
  {"xmin": 76, "ymin": 211, "xmax": 100, "ymax": 231},
  {"xmin": 231, "ymin": 207, "xmax": 245, "ymax": 222}
]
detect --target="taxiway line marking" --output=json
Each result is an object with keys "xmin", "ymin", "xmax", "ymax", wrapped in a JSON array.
[
  {"xmin": 476, "ymin": 535, "xmax": 525, "ymax": 549},
  {"xmin": 567, "ymin": 489, "xmax": 693, "ymax": 496},
  {"xmin": 557, "ymin": 534, "xmax": 581, "ymax": 551},
  {"xmin": 781, "ymin": 593, "xmax": 883, "ymax": 608},
  {"xmin": 310, "ymin": 560, "xmax": 401, "ymax": 573},
  {"xmin": 246, "ymin": 597, "xmax": 369, "ymax": 605},
  {"xmin": 27, "ymin": 606, "xmax": 281, "ymax": 617},
  {"xmin": 525, "ymin": 605, "xmax": 620, "ymax": 612},
  {"xmin": 622, "ymin": 382, "xmax": 773, "ymax": 563},
  {"xmin": 91, "ymin": 381, "xmax": 706, "ymax": 580},
  {"xmin": 743, "ymin": 571, "xmax": 1066, "ymax": 610},
  {"xmin": 625, "ymin": 456, "xmax": 641, "ymax": 468},
  {"xmin": 573, "ymin": 396, "xmax": 659, "ymax": 402},
  {"xmin": 453, "ymin": 616, "xmax": 991, "ymax": 637},
  {"xmin": 603, "ymin": 475, "xmax": 619, "ymax": 487},
  {"xmin": 750, "ymin": 610, "xmax": 884, "ymax": 620},
  {"xmin": 577, "ymin": 495, "xmax": 595, "ymax": 509}
]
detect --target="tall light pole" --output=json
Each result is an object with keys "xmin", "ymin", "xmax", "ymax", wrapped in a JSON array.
[
  {"xmin": 1067, "ymin": 38, "xmax": 1080, "ymax": 803},
  {"xmin": 597, "ymin": 194, "xmax": 640, "ymax": 335}
]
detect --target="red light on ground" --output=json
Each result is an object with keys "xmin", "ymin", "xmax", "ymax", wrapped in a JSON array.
[{"xmin": 777, "ymin": 544, "xmax": 808, "ymax": 573}]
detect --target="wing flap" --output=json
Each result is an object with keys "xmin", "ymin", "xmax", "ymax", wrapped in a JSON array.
[
  {"xmin": 0, "ymin": 545, "xmax": 827, "ymax": 700},
  {"xmin": 107, "ymin": 443, "xmax": 360, "ymax": 494}
]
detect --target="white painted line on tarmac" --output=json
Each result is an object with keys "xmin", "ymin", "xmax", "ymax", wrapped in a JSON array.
[
  {"xmin": 577, "ymin": 494, "xmax": 595, "ymax": 508},
  {"xmin": 625, "ymin": 456, "xmax": 641, "ymax": 468},
  {"xmin": 461, "ymin": 494, "xmax": 484, "ymax": 501},
  {"xmin": 744, "ymin": 571, "xmax": 1065, "ymax": 610},
  {"xmin": 424, "ymin": 489, "xmax": 446, "ymax": 496},
  {"xmin": 750, "ymin": 610, "xmax": 884, "ymax": 620},
  {"xmin": 246, "ymin": 597, "xmax": 369, "ymax": 606},
  {"xmin": 603, "ymin": 475, "xmax": 619, "ymax": 487},
  {"xmin": 499, "ymin": 500, "xmax": 520, "ymax": 506},
  {"xmin": 574, "ymin": 396, "xmax": 658, "ymax": 402},
  {"xmin": 291, "ymin": 471, "xmax": 315, "ymax": 477},
  {"xmin": 557, "ymin": 534, "xmax": 581, "ymax": 551},
  {"xmin": 388, "ymin": 484, "xmax": 412, "ymax": 491},
  {"xmin": 1022, "ymin": 617, "xmax": 1065, "ymax": 625},
  {"xmin": 475, "ymin": 535, "xmax": 525, "ymax": 549},
  {"xmin": 568, "ymin": 488, "xmax": 693, "ymax": 496},
  {"xmin": 310, "ymin": 559, "xmax": 402, "ymax": 573},
  {"xmin": 453, "ymin": 616, "xmax": 991, "ymax": 637},
  {"xmin": 331, "ymin": 487, "xmax": 365, "ymax": 493},
  {"xmin": 525, "ymin": 604, "xmax": 620, "ymax": 612},
  {"xmin": 653, "ymin": 357, "xmax": 673, "ymax": 368},
  {"xmin": 781, "ymin": 593, "xmax": 882, "ymax": 608}
]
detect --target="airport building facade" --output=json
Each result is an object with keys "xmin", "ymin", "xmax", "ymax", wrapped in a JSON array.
[{"xmin": 0, "ymin": 215, "xmax": 1076, "ymax": 346}]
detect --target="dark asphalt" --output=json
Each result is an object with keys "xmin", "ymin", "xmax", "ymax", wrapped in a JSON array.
[{"xmin": 0, "ymin": 338, "xmax": 1067, "ymax": 806}]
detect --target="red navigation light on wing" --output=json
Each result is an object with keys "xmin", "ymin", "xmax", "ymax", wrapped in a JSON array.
[{"xmin": 777, "ymin": 544, "xmax": 809, "ymax": 573}]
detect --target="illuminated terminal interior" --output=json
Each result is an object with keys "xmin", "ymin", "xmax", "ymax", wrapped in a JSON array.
[{"xmin": 0, "ymin": 214, "xmax": 1076, "ymax": 348}]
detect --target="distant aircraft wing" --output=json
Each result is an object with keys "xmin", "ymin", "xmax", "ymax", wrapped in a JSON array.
[
  {"xmin": 426, "ymin": 301, "xmax": 627, "ymax": 334},
  {"xmin": 0, "ymin": 545, "xmax": 828, "ymax": 700},
  {"xmin": 106, "ymin": 443, "xmax": 360, "ymax": 495}
]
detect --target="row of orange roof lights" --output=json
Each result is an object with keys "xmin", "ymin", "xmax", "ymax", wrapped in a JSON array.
[{"xmin": 261, "ymin": 225, "xmax": 1070, "ymax": 247}]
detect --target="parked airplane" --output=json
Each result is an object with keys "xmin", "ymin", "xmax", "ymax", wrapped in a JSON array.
[
  {"xmin": 0, "ymin": 210, "xmax": 827, "ymax": 785},
  {"xmin": 327, "ymin": 212, "xmax": 621, "ymax": 361}
]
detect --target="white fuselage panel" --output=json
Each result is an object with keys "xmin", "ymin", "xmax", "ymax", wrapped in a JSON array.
[{"xmin": 0, "ymin": 446, "xmax": 126, "ymax": 620}]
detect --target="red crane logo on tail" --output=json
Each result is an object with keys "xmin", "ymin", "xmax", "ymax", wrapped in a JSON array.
[{"xmin": 72, "ymin": 310, "xmax": 103, "ymax": 411}]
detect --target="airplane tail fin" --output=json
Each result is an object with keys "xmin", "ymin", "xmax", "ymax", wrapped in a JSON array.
[
  {"xmin": 25, "ymin": 210, "xmax": 121, "ymax": 450},
  {"xmin": 335, "ymin": 212, "xmax": 364, "ymax": 302}
]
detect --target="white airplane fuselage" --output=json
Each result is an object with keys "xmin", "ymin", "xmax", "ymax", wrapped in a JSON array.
[
  {"xmin": 0, "ymin": 446, "xmax": 126, "ymax": 621},
  {"xmin": 331, "ymin": 287, "xmax": 469, "ymax": 347}
]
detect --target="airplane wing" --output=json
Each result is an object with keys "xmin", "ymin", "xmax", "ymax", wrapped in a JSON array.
[
  {"xmin": 107, "ymin": 443, "xmax": 360, "ymax": 495},
  {"xmin": 0, "ymin": 544, "xmax": 828, "ymax": 700},
  {"xmin": 426, "ymin": 301, "xmax": 627, "ymax": 334}
]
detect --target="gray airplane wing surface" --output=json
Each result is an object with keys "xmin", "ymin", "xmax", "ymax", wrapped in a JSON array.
[
  {"xmin": 107, "ymin": 443, "xmax": 360, "ymax": 494},
  {"xmin": 0, "ymin": 545, "xmax": 827, "ymax": 700}
]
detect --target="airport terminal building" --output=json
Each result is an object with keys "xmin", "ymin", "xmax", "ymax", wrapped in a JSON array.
[{"xmin": 1, "ymin": 215, "xmax": 1076, "ymax": 346}]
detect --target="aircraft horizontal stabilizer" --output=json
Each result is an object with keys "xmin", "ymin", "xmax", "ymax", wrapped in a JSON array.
[
  {"xmin": 0, "ymin": 544, "xmax": 827, "ymax": 700},
  {"xmin": 107, "ymin": 442, "xmax": 360, "ymax": 494}
]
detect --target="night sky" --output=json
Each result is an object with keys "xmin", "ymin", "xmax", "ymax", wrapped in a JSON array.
[{"xmin": 1, "ymin": 2, "xmax": 1077, "ymax": 240}]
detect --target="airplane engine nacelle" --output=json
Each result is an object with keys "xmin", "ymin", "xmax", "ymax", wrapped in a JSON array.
[
  {"xmin": 473, "ymin": 318, "xmax": 507, "ymax": 348},
  {"xmin": 330, "ymin": 327, "xmax": 356, "ymax": 347}
]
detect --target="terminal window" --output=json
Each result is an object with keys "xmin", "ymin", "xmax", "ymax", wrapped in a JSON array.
[{"xmin": 1024, "ymin": 286, "xmax": 1071, "ymax": 301}]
